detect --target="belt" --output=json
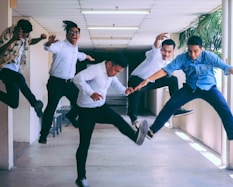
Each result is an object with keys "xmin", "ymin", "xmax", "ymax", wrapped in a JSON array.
[{"xmin": 50, "ymin": 76, "xmax": 73, "ymax": 83}]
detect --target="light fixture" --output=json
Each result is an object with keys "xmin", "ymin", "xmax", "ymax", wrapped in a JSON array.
[
  {"xmin": 81, "ymin": 10, "xmax": 150, "ymax": 15},
  {"xmin": 87, "ymin": 26, "xmax": 138, "ymax": 30},
  {"xmin": 91, "ymin": 37, "xmax": 132, "ymax": 40}
]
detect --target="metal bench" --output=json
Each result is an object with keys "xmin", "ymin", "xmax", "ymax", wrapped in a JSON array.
[{"xmin": 50, "ymin": 112, "xmax": 63, "ymax": 137}]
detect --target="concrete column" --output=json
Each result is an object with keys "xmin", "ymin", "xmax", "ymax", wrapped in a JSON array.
[
  {"xmin": 0, "ymin": 0, "xmax": 14, "ymax": 170},
  {"xmin": 227, "ymin": 0, "xmax": 233, "ymax": 169},
  {"xmin": 221, "ymin": 0, "xmax": 230, "ymax": 167}
]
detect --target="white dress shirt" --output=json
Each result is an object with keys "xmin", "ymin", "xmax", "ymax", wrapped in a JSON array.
[
  {"xmin": 131, "ymin": 45, "xmax": 170, "ymax": 81},
  {"xmin": 44, "ymin": 39, "xmax": 86, "ymax": 79},
  {"xmin": 73, "ymin": 61, "xmax": 126, "ymax": 108}
]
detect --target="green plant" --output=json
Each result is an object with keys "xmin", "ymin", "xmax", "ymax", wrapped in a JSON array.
[{"xmin": 178, "ymin": 8, "xmax": 222, "ymax": 57}]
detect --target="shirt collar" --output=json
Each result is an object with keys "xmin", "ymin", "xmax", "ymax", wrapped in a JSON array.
[
  {"xmin": 64, "ymin": 39, "xmax": 78, "ymax": 47},
  {"xmin": 101, "ymin": 61, "xmax": 107, "ymax": 75},
  {"xmin": 186, "ymin": 51, "xmax": 203, "ymax": 63}
]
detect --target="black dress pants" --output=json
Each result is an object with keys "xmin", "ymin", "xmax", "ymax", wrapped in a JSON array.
[
  {"xmin": 0, "ymin": 68, "xmax": 37, "ymax": 108},
  {"xmin": 76, "ymin": 104, "xmax": 136, "ymax": 179},
  {"xmin": 40, "ymin": 76, "xmax": 79, "ymax": 138}
]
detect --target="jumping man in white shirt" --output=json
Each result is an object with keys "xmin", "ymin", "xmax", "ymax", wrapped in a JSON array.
[
  {"xmin": 128, "ymin": 33, "xmax": 193, "ymax": 128},
  {"xmin": 39, "ymin": 20, "xmax": 95, "ymax": 144},
  {"xmin": 73, "ymin": 53, "xmax": 148, "ymax": 187}
]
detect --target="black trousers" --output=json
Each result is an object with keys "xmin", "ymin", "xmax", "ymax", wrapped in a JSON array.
[
  {"xmin": 127, "ymin": 75, "xmax": 179, "ymax": 122},
  {"xmin": 0, "ymin": 68, "xmax": 37, "ymax": 108},
  {"xmin": 40, "ymin": 76, "xmax": 79, "ymax": 137},
  {"xmin": 76, "ymin": 104, "xmax": 136, "ymax": 179}
]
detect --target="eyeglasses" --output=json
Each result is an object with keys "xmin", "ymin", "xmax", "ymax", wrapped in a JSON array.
[{"xmin": 68, "ymin": 30, "xmax": 80, "ymax": 35}]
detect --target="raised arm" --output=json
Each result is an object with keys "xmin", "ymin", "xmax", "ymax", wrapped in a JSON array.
[
  {"xmin": 154, "ymin": 32, "xmax": 168, "ymax": 49},
  {"xmin": 0, "ymin": 26, "xmax": 22, "ymax": 56}
]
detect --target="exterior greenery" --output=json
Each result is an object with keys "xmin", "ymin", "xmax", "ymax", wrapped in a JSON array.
[{"xmin": 178, "ymin": 8, "xmax": 222, "ymax": 57}]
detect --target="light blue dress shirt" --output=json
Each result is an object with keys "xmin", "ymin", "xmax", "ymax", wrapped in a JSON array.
[{"xmin": 163, "ymin": 50, "xmax": 232, "ymax": 91}]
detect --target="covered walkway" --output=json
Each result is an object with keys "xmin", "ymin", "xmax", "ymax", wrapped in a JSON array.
[{"xmin": 0, "ymin": 115, "xmax": 233, "ymax": 187}]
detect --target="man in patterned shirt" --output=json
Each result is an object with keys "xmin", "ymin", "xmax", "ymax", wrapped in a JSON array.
[{"xmin": 0, "ymin": 19, "xmax": 47, "ymax": 117}]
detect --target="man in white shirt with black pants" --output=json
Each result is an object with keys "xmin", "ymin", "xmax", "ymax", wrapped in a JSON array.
[
  {"xmin": 128, "ymin": 33, "xmax": 193, "ymax": 128},
  {"xmin": 39, "ymin": 20, "xmax": 94, "ymax": 144},
  {"xmin": 73, "ymin": 53, "xmax": 148, "ymax": 187}
]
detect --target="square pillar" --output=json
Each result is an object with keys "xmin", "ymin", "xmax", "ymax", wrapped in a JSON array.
[{"xmin": 0, "ymin": 0, "xmax": 14, "ymax": 170}]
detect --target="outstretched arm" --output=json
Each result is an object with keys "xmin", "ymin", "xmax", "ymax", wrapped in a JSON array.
[
  {"xmin": 29, "ymin": 33, "xmax": 47, "ymax": 45},
  {"xmin": 44, "ymin": 34, "xmax": 59, "ymax": 47},
  {"xmin": 134, "ymin": 69, "xmax": 167, "ymax": 91}
]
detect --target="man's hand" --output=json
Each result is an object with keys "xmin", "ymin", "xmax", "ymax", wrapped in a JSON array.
[
  {"xmin": 90, "ymin": 92, "xmax": 103, "ymax": 101},
  {"xmin": 156, "ymin": 32, "xmax": 168, "ymax": 41},
  {"xmin": 154, "ymin": 32, "xmax": 168, "ymax": 48},
  {"xmin": 86, "ymin": 55, "xmax": 95, "ymax": 61},
  {"xmin": 134, "ymin": 79, "xmax": 149, "ymax": 91},
  {"xmin": 45, "ymin": 34, "xmax": 58, "ymax": 46},
  {"xmin": 125, "ymin": 87, "xmax": 134, "ymax": 95},
  {"xmin": 13, "ymin": 26, "xmax": 23, "ymax": 41},
  {"xmin": 40, "ymin": 33, "xmax": 47, "ymax": 40}
]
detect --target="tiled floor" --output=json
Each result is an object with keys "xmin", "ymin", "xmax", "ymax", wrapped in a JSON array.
[
  {"xmin": 1, "ymin": 114, "xmax": 233, "ymax": 187},
  {"xmin": 1, "ymin": 96, "xmax": 233, "ymax": 187}
]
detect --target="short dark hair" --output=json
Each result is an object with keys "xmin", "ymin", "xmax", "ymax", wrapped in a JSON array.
[
  {"xmin": 106, "ymin": 52, "xmax": 128, "ymax": 68},
  {"xmin": 187, "ymin": 35, "xmax": 202, "ymax": 47},
  {"xmin": 162, "ymin": 39, "xmax": 176, "ymax": 49},
  {"xmin": 63, "ymin": 20, "xmax": 80, "ymax": 33},
  {"xmin": 16, "ymin": 19, "xmax": 32, "ymax": 33}
]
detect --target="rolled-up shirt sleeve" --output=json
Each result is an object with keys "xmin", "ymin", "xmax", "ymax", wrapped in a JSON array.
[{"xmin": 162, "ymin": 54, "xmax": 183, "ymax": 76}]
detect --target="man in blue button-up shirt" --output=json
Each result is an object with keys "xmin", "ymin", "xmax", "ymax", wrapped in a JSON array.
[{"xmin": 135, "ymin": 35, "xmax": 233, "ymax": 140}]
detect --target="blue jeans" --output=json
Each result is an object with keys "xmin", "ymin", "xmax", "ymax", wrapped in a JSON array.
[{"xmin": 150, "ymin": 84, "xmax": 233, "ymax": 140}]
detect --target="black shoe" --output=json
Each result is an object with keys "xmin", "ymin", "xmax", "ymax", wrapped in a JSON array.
[
  {"xmin": 146, "ymin": 129, "xmax": 154, "ymax": 140},
  {"xmin": 66, "ymin": 113, "xmax": 79, "ymax": 128},
  {"xmin": 38, "ymin": 136, "xmax": 47, "ymax": 144},
  {"xmin": 75, "ymin": 177, "xmax": 89, "ymax": 187},
  {"xmin": 135, "ymin": 120, "xmax": 148, "ymax": 145},
  {"xmin": 34, "ymin": 100, "xmax": 43, "ymax": 118},
  {"xmin": 173, "ymin": 108, "xmax": 193, "ymax": 117},
  {"xmin": 132, "ymin": 119, "xmax": 140, "ymax": 130}
]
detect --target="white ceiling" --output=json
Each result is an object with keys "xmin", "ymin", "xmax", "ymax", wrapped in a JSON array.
[{"xmin": 12, "ymin": 0, "xmax": 222, "ymax": 51}]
